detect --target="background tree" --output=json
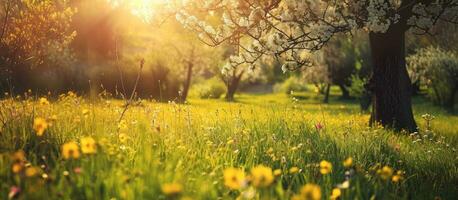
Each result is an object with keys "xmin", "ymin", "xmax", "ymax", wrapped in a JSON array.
[
  {"xmin": 302, "ymin": 35, "xmax": 358, "ymax": 103},
  {"xmin": 408, "ymin": 47, "xmax": 458, "ymax": 111},
  {"xmin": 172, "ymin": 0, "xmax": 458, "ymax": 132},
  {"xmin": 0, "ymin": 0, "xmax": 76, "ymax": 94}
]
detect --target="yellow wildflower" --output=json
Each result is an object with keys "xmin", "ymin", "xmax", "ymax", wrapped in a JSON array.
[
  {"xmin": 377, "ymin": 166, "xmax": 393, "ymax": 180},
  {"xmin": 118, "ymin": 120, "xmax": 128, "ymax": 130},
  {"xmin": 273, "ymin": 169, "xmax": 282, "ymax": 176},
  {"xmin": 119, "ymin": 133, "xmax": 128, "ymax": 143},
  {"xmin": 343, "ymin": 157, "xmax": 353, "ymax": 168},
  {"xmin": 25, "ymin": 167, "xmax": 40, "ymax": 177},
  {"xmin": 82, "ymin": 109, "xmax": 90, "ymax": 117},
  {"xmin": 62, "ymin": 142, "xmax": 80, "ymax": 160},
  {"xmin": 33, "ymin": 117, "xmax": 48, "ymax": 136},
  {"xmin": 330, "ymin": 188, "xmax": 341, "ymax": 200},
  {"xmin": 12, "ymin": 163, "xmax": 23, "ymax": 174},
  {"xmin": 223, "ymin": 167, "xmax": 246, "ymax": 190},
  {"xmin": 289, "ymin": 167, "xmax": 299, "ymax": 174},
  {"xmin": 80, "ymin": 137, "xmax": 97, "ymax": 154},
  {"xmin": 161, "ymin": 183, "xmax": 183, "ymax": 196},
  {"xmin": 11, "ymin": 151, "xmax": 25, "ymax": 163},
  {"xmin": 50, "ymin": 115, "xmax": 58, "ymax": 121},
  {"xmin": 297, "ymin": 183, "xmax": 321, "ymax": 200},
  {"xmin": 39, "ymin": 97, "xmax": 49, "ymax": 105},
  {"xmin": 319, "ymin": 160, "xmax": 332, "ymax": 175},
  {"xmin": 392, "ymin": 170, "xmax": 404, "ymax": 183},
  {"xmin": 266, "ymin": 147, "xmax": 274, "ymax": 154},
  {"xmin": 250, "ymin": 165, "xmax": 274, "ymax": 187}
]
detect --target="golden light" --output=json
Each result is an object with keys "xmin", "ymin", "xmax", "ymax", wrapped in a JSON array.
[{"xmin": 109, "ymin": 0, "xmax": 166, "ymax": 22}]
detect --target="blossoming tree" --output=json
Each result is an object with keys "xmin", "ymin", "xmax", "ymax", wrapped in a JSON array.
[{"xmin": 171, "ymin": 0, "xmax": 458, "ymax": 132}]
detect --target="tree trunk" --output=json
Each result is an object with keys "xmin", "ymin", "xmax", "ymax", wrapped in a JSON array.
[
  {"xmin": 447, "ymin": 84, "xmax": 457, "ymax": 112},
  {"xmin": 338, "ymin": 84, "xmax": 350, "ymax": 99},
  {"xmin": 411, "ymin": 80, "xmax": 421, "ymax": 96},
  {"xmin": 323, "ymin": 83, "xmax": 331, "ymax": 103},
  {"xmin": 225, "ymin": 70, "xmax": 243, "ymax": 102},
  {"xmin": 180, "ymin": 62, "xmax": 193, "ymax": 103},
  {"xmin": 368, "ymin": 25, "xmax": 417, "ymax": 132}
]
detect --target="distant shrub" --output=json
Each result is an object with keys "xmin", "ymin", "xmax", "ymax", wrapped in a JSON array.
[
  {"xmin": 274, "ymin": 76, "xmax": 308, "ymax": 94},
  {"xmin": 349, "ymin": 75, "xmax": 371, "ymax": 111},
  {"xmin": 193, "ymin": 77, "xmax": 226, "ymax": 99},
  {"xmin": 408, "ymin": 47, "xmax": 458, "ymax": 110}
]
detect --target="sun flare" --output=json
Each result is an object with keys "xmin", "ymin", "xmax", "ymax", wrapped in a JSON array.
[{"xmin": 110, "ymin": 0, "xmax": 165, "ymax": 22}]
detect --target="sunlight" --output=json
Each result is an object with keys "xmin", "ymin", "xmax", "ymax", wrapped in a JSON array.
[
  {"xmin": 1, "ymin": 0, "xmax": 457, "ymax": 199},
  {"xmin": 110, "ymin": 0, "xmax": 165, "ymax": 22}
]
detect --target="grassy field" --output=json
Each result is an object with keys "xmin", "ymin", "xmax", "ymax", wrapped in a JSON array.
[{"xmin": 0, "ymin": 91, "xmax": 457, "ymax": 199}]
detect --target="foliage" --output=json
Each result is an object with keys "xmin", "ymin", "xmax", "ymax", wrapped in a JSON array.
[
  {"xmin": 0, "ymin": 0, "xmax": 76, "ymax": 94},
  {"xmin": 349, "ymin": 75, "xmax": 372, "ymax": 111},
  {"xmin": 0, "ymin": 93, "xmax": 457, "ymax": 199},
  {"xmin": 273, "ymin": 76, "xmax": 308, "ymax": 94},
  {"xmin": 0, "ymin": 0, "xmax": 76, "ymax": 66},
  {"xmin": 303, "ymin": 36, "xmax": 358, "ymax": 95},
  {"xmin": 349, "ymin": 75, "xmax": 367, "ymax": 98},
  {"xmin": 408, "ymin": 47, "xmax": 458, "ymax": 109},
  {"xmin": 192, "ymin": 77, "xmax": 226, "ymax": 99},
  {"xmin": 172, "ymin": 0, "xmax": 458, "ymax": 72}
]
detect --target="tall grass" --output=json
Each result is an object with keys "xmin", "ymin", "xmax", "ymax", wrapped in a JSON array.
[{"xmin": 0, "ymin": 92, "xmax": 456, "ymax": 199}]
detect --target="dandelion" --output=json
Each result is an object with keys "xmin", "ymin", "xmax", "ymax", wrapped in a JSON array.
[
  {"xmin": 11, "ymin": 150, "xmax": 26, "ymax": 174},
  {"xmin": 80, "ymin": 137, "xmax": 97, "ymax": 154},
  {"xmin": 25, "ymin": 167, "xmax": 40, "ymax": 177},
  {"xmin": 250, "ymin": 165, "xmax": 274, "ymax": 187},
  {"xmin": 50, "ymin": 115, "xmax": 58, "ymax": 121},
  {"xmin": 330, "ymin": 188, "xmax": 341, "ymax": 200},
  {"xmin": 343, "ymin": 157, "xmax": 353, "ymax": 168},
  {"xmin": 392, "ymin": 170, "xmax": 404, "ymax": 183},
  {"xmin": 11, "ymin": 151, "xmax": 25, "ymax": 163},
  {"xmin": 293, "ymin": 183, "xmax": 321, "ymax": 200},
  {"xmin": 161, "ymin": 183, "xmax": 183, "ymax": 196},
  {"xmin": 266, "ymin": 147, "xmax": 274, "ymax": 154},
  {"xmin": 39, "ymin": 97, "xmax": 49, "ymax": 105},
  {"xmin": 82, "ymin": 109, "xmax": 90, "ymax": 117},
  {"xmin": 33, "ymin": 117, "xmax": 48, "ymax": 136},
  {"xmin": 377, "ymin": 166, "xmax": 393, "ymax": 180},
  {"xmin": 319, "ymin": 160, "xmax": 332, "ymax": 175},
  {"xmin": 227, "ymin": 139, "xmax": 234, "ymax": 145},
  {"xmin": 118, "ymin": 120, "xmax": 128, "ymax": 130},
  {"xmin": 119, "ymin": 133, "xmax": 128, "ymax": 143},
  {"xmin": 62, "ymin": 142, "xmax": 80, "ymax": 160},
  {"xmin": 289, "ymin": 167, "xmax": 299, "ymax": 174},
  {"xmin": 273, "ymin": 169, "xmax": 282, "ymax": 176},
  {"xmin": 223, "ymin": 167, "xmax": 246, "ymax": 190}
]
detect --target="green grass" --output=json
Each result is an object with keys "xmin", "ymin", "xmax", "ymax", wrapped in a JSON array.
[{"xmin": 0, "ymin": 92, "xmax": 457, "ymax": 199}]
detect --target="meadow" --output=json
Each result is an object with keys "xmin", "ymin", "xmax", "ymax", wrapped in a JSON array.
[{"xmin": 0, "ymin": 91, "xmax": 457, "ymax": 200}]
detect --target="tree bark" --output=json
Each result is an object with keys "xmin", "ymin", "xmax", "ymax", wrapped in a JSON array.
[
  {"xmin": 225, "ymin": 70, "xmax": 244, "ymax": 101},
  {"xmin": 180, "ymin": 62, "xmax": 193, "ymax": 103},
  {"xmin": 368, "ymin": 25, "xmax": 417, "ymax": 132},
  {"xmin": 338, "ymin": 84, "xmax": 350, "ymax": 99},
  {"xmin": 323, "ymin": 83, "xmax": 331, "ymax": 103},
  {"xmin": 447, "ymin": 84, "xmax": 457, "ymax": 112}
]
